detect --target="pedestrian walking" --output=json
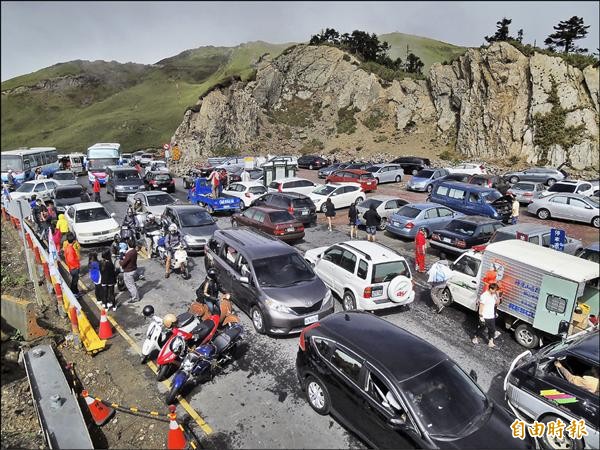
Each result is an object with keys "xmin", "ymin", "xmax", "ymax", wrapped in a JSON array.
[
  {"xmin": 62, "ymin": 232, "xmax": 80, "ymax": 259},
  {"xmin": 324, "ymin": 198, "xmax": 336, "ymax": 231},
  {"xmin": 348, "ymin": 203, "xmax": 358, "ymax": 239},
  {"xmin": 100, "ymin": 249, "xmax": 117, "ymax": 311},
  {"xmin": 427, "ymin": 253, "xmax": 452, "ymax": 313},
  {"xmin": 363, "ymin": 203, "xmax": 381, "ymax": 242},
  {"xmin": 88, "ymin": 252, "xmax": 103, "ymax": 305},
  {"xmin": 64, "ymin": 234, "xmax": 81, "ymax": 297},
  {"xmin": 415, "ymin": 228, "xmax": 427, "ymax": 273},
  {"xmin": 51, "ymin": 220, "xmax": 62, "ymax": 250},
  {"xmin": 56, "ymin": 213, "xmax": 70, "ymax": 246},
  {"xmin": 510, "ymin": 194, "xmax": 520, "ymax": 225},
  {"xmin": 92, "ymin": 176, "xmax": 101, "ymax": 203},
  {"xmin": 472, "ymin": 283, "xmax": 502, "ymax": 348},
  {"xmin": 120, "ymin": 239, "xmax": 140, "ymax": 303}
]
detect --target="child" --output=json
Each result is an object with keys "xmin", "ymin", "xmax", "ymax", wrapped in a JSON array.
[{"xmin": 88, "ymin": 252, "xmax": 103, "ymax": 307}]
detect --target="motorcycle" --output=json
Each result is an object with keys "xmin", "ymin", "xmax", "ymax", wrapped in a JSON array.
[
  {"xmin": 155, "ymin": 310, "xmax": 220, "ymax": 381},
  {"xmin": 140, "ymin": 306, "xmax": 171, "ymax": 364},
  {"xmin": 157, "ymin": 240, "xmax": 190, "ymax": 280}
]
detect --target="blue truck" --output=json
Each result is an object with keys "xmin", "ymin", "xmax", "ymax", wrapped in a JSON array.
[{"xmin": 187, "ymin": 177, "xmax": 241, "ymax": 214}]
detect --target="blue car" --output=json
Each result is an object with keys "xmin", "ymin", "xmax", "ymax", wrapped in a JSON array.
[
  {"xmin": 386, "ymin": 202, "xmax": 464, "ymax": 238},
  {"xmin": 406, "ymin": 168, "xmax": 449, "ymax": 192}
]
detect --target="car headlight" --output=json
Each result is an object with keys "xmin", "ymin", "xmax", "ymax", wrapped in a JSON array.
[
  {"xmin": 322, "ymin": 290, "xmax": 333, "ymax": 307},
  {"xmin": 79, "ymin": 232, "xmax": 94, "ymax": 237},
  {"xmin": 115, "ymin": 186, "xmax": 126, "ymax": 191},
  {"xmin": 184, "ymin": 235, "xmax": 194, "ymax": 244},
  {"xmin": 265, "ymin": 298, "xmax": 293, "ymax": 314}
]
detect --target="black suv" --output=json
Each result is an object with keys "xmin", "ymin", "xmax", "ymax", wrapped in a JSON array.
[
  {"xmin": 251, "ymin": 192, "xmax": 317, "ymax": 226},
  {"xmin": 430, "ymin": 215, "xmax": 505, "ymax": 254},
  {"xmin": 389, "ymin": 156, "xmax": 430, "ymax": 175},
  {"xmin": 205, "ymin": 229, "xmax": 334, "ymax": 335},
  {"xmin": 467, "ymin": 174, "xmax": 510, "ymax": 195},
  {"xmin": 52, "ymin": 185, "xmax": 91, "ymax": 213},
  {"xmin": 296, "ymin": 311, "xmax": 533, "ymax": 449},
  {"xmin": 144, "ymin": 171, "xmax": 175, "ymax": 193},
  {"xmin": 298, "ymin": 155, "xmax": 329, "ymax": 170}
]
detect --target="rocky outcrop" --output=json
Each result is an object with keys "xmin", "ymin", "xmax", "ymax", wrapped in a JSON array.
[{"xmin": 1, "ymin": 75, "xmax": 100, "ymax": 95}]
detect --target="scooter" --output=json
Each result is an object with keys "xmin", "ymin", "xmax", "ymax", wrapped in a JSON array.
[
  {"xmin": 157, "ymin": 240, "xmax": 190, "ymax": 279},
  {"xmin": 140, "ymin": 305, "xmax": 171, "ymax": 364},
  {"xmin": 155, "ymin": 310, "xmax": 220, "ymax": 381}
]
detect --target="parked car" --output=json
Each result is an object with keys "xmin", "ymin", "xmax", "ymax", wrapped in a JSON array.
[
  {"xmin": 467, "ymin": 174, "xmax": 510, "ymax": 195},
  {"xmin": 429, "ymin": 181, "xmax": 511, "ymax": 222},
  {"xmin": 52, "ymin": 170, "xmax": 79, "ymax": 186},
  {"xmin": 318, "ymin": 163, "xmax": 349, "ymax": 179},
  {"xmin": 506, "ymin": 181, "xmax": 546, "ymax": 204},
  {"xmin": 433, "ymin": 173, "xmax": 471, "ymax": 185},
  {"xmin": 144, "ymin": 160, "xmax": 169, "ymax": 175},
  {"xmin": 268, "ymin": 177, "xmax": 320, "ymax": 196},
  {"xmin": 298, "ymin": 155, "xmax": 329, "ymax": 170},
  {"xmin": 326, "ymin": 169, "xmax": 377, "ymax": 192},
  {"xmin": 486, "ymin": 223, "xmax": 583, "ymax": 255},
  {"xmin": 386, "ymin": 203, "xmax": 464, "ymax": 238},
  {"xmin": 214, "ymin": 156, "xmax": 246, "ymax": 172},
  {"xmin": 52, "ymin": 185, "xmax": 91, "ymax": 214},
  {"xmin": 389, "ymin": 156, "xmax": 430, "ymax": 175},
  {"xmin": 589, "ymin": 179, "xmax": 599, "ymax": 196},
  {"xmin": 305, "ymin": 241, "xmax": 414, "ymax": 311},
  {"xmin": 539, "ymin": 180, "xmax": 596, "ymax": 198},
  {"xmin": 407, "ymin": 168, "xmax": 450, "ymax": 193},
  {"xmin": 445, "ymin": 163, "xmax": 486, "ymax": 176},
  {"xmin": 344, "ymin": 162, "xmax": 373, "ymax": 170},
  {"xmin": 144, "ymin": 171, "xmax": 176, "ymax": 193},
  {"xmin": 309, "ymin": 183, "xmax": 365, "ymax": 213},
  {"xmin": 126, "ymin": 191, "xmax": 177, "ymax": 218},
  {"xmin": 232, "ymin": 207, "xmax": 305, "ymax": 242},
  {"xmin": 430, "ymin": 216, "xmax": 505, "ymax": 254},
  {"xmin": 355, "ymin": 196, "xmax": 408, "ymax": 230},
  {"xmin": 160, "ymin": 205, "xmax": 219, "ymax": 253},
  {"xmin": 504, "ymin": 329, "xmax": 599, "ymax": 450},
  {"xmin": 251, "ymin": 192, "xmax": 317, "ymax": 226},
  {"xmin": 64, "ymin": 202, "xmax": 120, "ymax": 244},
  {"xmin": 132, "ymin": 151, "xmax": 145, "ymax": 162},
  {"xmin": 296, "ymin": 311, "xmax": 533, "ymax": 449},
  {"xmin": 528, "ymin": 193, "xmax": 600, "ymax": 228},
  {"xmin": 138, "ymin": 153, "xmax": 155, "ymax": 166},
  {"xmin": 205, "ymin": 229, "xmax": 334, "ymax": 335},
  {"xmin": 106, "ymin": 166, "xmax": 145, "ymax": 200},
  {"xmin": 364, "ymin": 164, "xmax": 404, "ymax": 184},
  {"xmin": 503, "ymin": 167, "xmax": 566, "ymax": 186},
  {"xmin": 10, "ymin": 179, "xmax": 58, "ymax": 202},
  {"xmin": 577, "ymin": 242, "xmax": 599, "ymax": 264},
  {"xmin": 222, "ymin": 182, "xmax": 268, "ymax": 208}
]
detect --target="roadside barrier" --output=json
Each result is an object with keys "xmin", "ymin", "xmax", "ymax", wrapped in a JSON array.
[
  {"xmin": 97, "ymin": 309, "xmax": 114, "ymax": 339},
  {"xmin": 167, "ymin": 405, "xmax": 188, "ymax": 450}
]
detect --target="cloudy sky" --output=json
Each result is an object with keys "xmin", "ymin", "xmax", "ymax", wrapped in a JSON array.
[{"xmin": 2, "ymin": 1, "xmax": 598, "ymax": 81}]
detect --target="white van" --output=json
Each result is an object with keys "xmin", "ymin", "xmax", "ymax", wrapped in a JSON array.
[{"xmin": 58, "ymin": 153, "xmax": 86, "ymax": 175}]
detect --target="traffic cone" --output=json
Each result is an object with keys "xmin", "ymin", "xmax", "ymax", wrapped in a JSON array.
[
  {"xmin": 97, "ymin": 309, "xmax": 113, "ymax": 339},
  {"xmin": 81, "ymin": 390, "xmax": 115, "ymax": 426},
  {"xmin": 167, "ymin": 405, "xmax": 187, "ymax": 450}
]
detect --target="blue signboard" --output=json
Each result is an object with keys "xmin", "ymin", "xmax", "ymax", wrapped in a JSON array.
[{"xmin": 550, "ymin": 228, "xmax": 566, "ymax": 251}]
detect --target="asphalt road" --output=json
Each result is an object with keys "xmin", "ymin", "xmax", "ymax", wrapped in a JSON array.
[{"xmin": 71, "ymin": 170, "xmax": 595, "ymax": 448}]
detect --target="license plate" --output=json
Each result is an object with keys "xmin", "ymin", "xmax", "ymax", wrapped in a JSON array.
[
  {"xmin": 302, "ymin": 210, "xmax": 309, "ymax": 215},
  {"xmin": 442, "ymin": 237, "xmax": 451, "ymax": 243},
  {"xmin": 304, "ymin": 315, "xmax": 318, "ymax": 325},
  {"xmin": 286, "ymin": 227, "xmax": 295, "ymax": 232},
  {"xmin": 161, "ymin": 187, "xmax": 167, "ymax": 191}
]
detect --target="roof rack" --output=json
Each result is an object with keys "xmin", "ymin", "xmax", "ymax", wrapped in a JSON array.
[{"xmin": 339, "ymin": 242, "xmax": 371, "ymax": 261}]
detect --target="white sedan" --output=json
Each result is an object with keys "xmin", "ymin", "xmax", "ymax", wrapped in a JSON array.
[
  {"xmin": 64, "ymin": 202, "xmax": 120, "ymax": 244},
  {"xmin": 267, "ymin": 177, "xmax": 321, "ymax": 196},
  {"xmin": 10, "ymin": 179, "xmax": 59, "ymax": 202},
  {"xmin": 309, "ymin": 182, "xmax": 365, "ymax": 212},
  {"xmin": 52, "ymin": 170, "xmax": 79, "ymax": 186},
  {"xmin": 222, "ymin": 182, "xmax": 268, "ymax": 208},
  {"xmin": 445, "ymin": 163, "xmax": 487, "ymax": 175}
]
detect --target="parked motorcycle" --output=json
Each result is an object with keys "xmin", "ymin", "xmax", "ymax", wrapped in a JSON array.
[
  {"xmin": 140, "ymin": 305, "xmax": 171, "ymax": 364},
  {"xmin": 157, "ymin": 240, "xmax": 190, "ymax": 279}
]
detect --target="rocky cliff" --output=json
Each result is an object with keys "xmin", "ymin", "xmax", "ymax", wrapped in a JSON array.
[{"xmin": 172, "ymin": 42, "xmax": 599, "ymax": 170}]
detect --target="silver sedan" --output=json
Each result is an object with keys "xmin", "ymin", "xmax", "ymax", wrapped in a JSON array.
[
  {"xmin": 503, "ymin": 167, "xmax": 565, "ymax": 186},
  {"xmin": 126, "ymin": 191, "xmax": 178, "ymax": 218},
  {"xmin": 527, "ymin": 193, "xmax": 599, "ymax": 228},
  {"xmin": 364, "ymin": 164, "xmax": 404, "ymax": 184},
  {"xmin": 507, "ymin": 181, "xmax": 545, "ymax": 204},
  {"xmin": 356, "ymin": 196, "xmax": 409, "ymax": 230}
]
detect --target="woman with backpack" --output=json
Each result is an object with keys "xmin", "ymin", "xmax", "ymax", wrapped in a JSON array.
[
  {"xmin": 324, "ymin": 198, "xmax": 336, "ymax": 232},
  {"xmin": 88, "ymin": 252, "xmax": 103, "ymax": 306}
]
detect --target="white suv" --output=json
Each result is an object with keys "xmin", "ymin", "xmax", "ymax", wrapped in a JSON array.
[
  {"xmin": 539, "ymin": 179, "xmax": 595, "ymax": 198},
  {"xmin": 304, "ymin": 241, "xmax": 415, "ymax": 311}
]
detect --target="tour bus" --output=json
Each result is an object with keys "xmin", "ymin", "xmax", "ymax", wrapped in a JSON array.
[
  {"xmin": 1, "ymin": 147, "xmax": 59, "ymax": 185},
  {"xmin": 86, "ymin": 143, "xmax": 121, "ymax": 185},
  {"xmin": 57, "ymin": 152, "xmax": 86, "ymax": 175}
]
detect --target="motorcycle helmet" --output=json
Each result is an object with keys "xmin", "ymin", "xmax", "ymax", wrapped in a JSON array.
[
  {"xmin": 142, "ymin": 305, "xmax": 155, "ymax": 317},
  {"xmin": 163, "ymin": 313, "xmax": 177, "ymax": 329},
  {"xmin": 207, "ymin": 268, "xmax": 217, "ymax": 280},
  {"xmin": 168, "ymin": 224, "xmax": 178, "ymax": 233}
]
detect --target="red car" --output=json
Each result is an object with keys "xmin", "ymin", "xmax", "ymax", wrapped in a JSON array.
[
  {"xmin": 231, "ymin": 207, "xmax": 305, "ymax": 242},
  {"xmin": 325, "ymin": 169, "xmax": 378, "ymax": 192}
]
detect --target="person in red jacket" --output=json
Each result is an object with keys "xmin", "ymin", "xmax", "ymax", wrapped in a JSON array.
[
  {"xmin": 64, "ymin": 233, "xmax": 81, "ymax": 297},
  {"xmin": 92, "ymin": 176, "xmax": 101, "ymax": 203},
  {"xmin": 415, "ymin": 228, "xmax": 427, "ymax": 273}
]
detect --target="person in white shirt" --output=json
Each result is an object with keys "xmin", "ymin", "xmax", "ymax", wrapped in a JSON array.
[
  {"xmin": 240, "ymin": 169, "xmax": 251, "ymax": 182},
  {"xmin": 472, "ymin": 283, "xmax": 501, "ymax": 348}
]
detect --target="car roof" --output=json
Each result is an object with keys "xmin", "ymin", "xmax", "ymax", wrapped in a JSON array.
[
  {"xmin": 272, "ymin": 177, "xmax": 310, "ymax": 183},
  {"xmin": 54, "ymin": 184, "xmax": 83, "ymax": 191},
  {"xmin": 140, "ymin": 191, "xmax": 172, "ymax": 196},
  {"xmin": 542, "ymin": 193, "xmax": 596, "ymax": 201},
  {"xmin": 339, "ymin": 241, "xmax": 405, "ymax": 263},
  {"xmin": 342, "ymin": 169, "xmax": 371, "ymax": 175},
  {"xmin": 108, "ymin": 166, "xmax": 137, "ymax": 171},
  {"xmin": 554, "ymin": 180, "xmax": 584, "ymax": 185},
  {"xmin": 435, "ymin": 181, "xmax": 497, "ymax": 193},
  {"xmin": 565, "ymin": 331, "xmax": 599, "ymax": 365},
  {"xmin": 318, "ymin": 312, "xmax": 448, "ymax": 382},
  {"xmin": 452, "ymin": 215, "xmax": 500, "ymax": 224},
  {"xmin": 248, "ymin": 206, "xmax": 294, "ymax": 215},
  {"xmin": 272, "ymin": 192, "xmax": 310, "ymax": 199},
  {"xmin": 495, "ymin": 223, "xmax": 552, "ymax": 234},
  {"xmin": 166, "ymin": 205, "xmax": 206, "ymax": 213},
  {"xmin": 70, "ymin": 202, "xmax": 105, "ymax": 210},
  {"xmin": 229, "ymin": 181, "xmax": 264, "ymax": 187},
  {"xmin": 403, "ymin": 202, "xmax": 445, "ymax": 210},
  {"xmin": 148, "ymin": 171, "xmax": 171, "ymax": 175},
  {"xmin": 214, "ymin": 228, "xmax": 298, "ymax": 259},
  {"xmin": 361, "ymin": 195, "xmax": 402, "ymax": 202},
  {"xmin": 54, "ymin": 170, "xmax": 75, "ymax": 175}
]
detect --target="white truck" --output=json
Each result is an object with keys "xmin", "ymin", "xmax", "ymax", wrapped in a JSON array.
[{"xmin": 439, "ymin": 240, "xmax": 599, "ymax": 348}]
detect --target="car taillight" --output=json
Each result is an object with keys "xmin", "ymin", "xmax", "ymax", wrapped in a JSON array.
[
  {"xmin": 363, "ymin": 287, "xmax": 372, "ymax": 298},
  {"xmin": 297, "ymin": 225, "xmax": 304, "ymax": 231},
  {"xmin": 455, "ymin": 239, "xmax": 467, "ymax": 248},
  {"xmin": 150, "ymin": 180, "xmax": 157, "ymax": 185},
  {"xmin": 523, "ymin": 192, "xmax": 533, "ymax": 196},
  {"xmin": 431, "ymin": 233, "xmax": 440, "ymax": 241},
  {"xmin": 472, "ymin": 244, "xmax": 487, "ymax": 252},
  {"xmin": 274, "ymin": 228, "xmax": 285, "ymax": 236},
  {"xmin": 288, "ymin": 206, "xmax": 294, "ymax": 214},
  {"xmin": 404, "ymin": 222, "xmax": 414, "ymax": 229},
  {"xmin": 299, "ymin": 323, "xmax": 320, "ymax": 351},
  {"xmin": 487, "ymin": 180, "xmax": 492, "ymax": 188}
]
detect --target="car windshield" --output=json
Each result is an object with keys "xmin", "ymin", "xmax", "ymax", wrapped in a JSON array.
[
  {"xmin": 359, "ymin": 174, "xmax": 374, "ymax": 180},
  {"xmin": 88, "ymin": 158, "xmax": 117, "ymax": 170},
  {"xmin": 396, "ymin": 206, "xmax": 421, "ymax": 219},
  {"xmin": 53, "ymin": 172, "xmax": 75, "ymax": 180},
  {"xmin": 292, "ymin": 197, "xmax": 314, "ymax": 208},
  {"xmin": 372, "ymin": 260, "xmax": 409, "ymax": 283},
  {"xmin": 179, "ymin": 210, "xmax": 213, "ymax": 227},
  {"xmin": 269, "ymin": 211, "xmax": 295, "ymax": 223},
  {"xmin": 15, "ymin": 183, "xmax": 35, "ymax": 193},
  {"xmin": 416, "ymin": 170, "xmax": 434, "ymax": 178},
  {"xmin": 154, "ymin": 174, "xmax": 171, "ymax": 181},
  {"xmin": 481, "ymin": 191, "xmax": 502, "ymax": 203},
  {"xmin": 359, "ymin": 199, "xmax": 382, "ymax": 209},
  {"xmin": 446, "ymin": 221, "xmax": 477, "ymax": 236},
  {"xmin": 76, "ymin": 207, "xmax": 110, "ymax": 222},
  {"xmin": 114, "ymin": 171, "xmax": 140, "ymax": 181},
  {"xmin": 268, "ymin": 181, "xmax": 281, "ymax": 189},
  {"xmin": 313, "ymin": 185, "xmax": 335, "ymax": 196},
  {"xmin": 402, "ymin": 360, "xmax": 488, "ymax": 438},
  {"xmin": 147, "ymin": 194, "xmax": 174, "ymax": 206},
  {"xmin": 587, "ymin": 197, "xmax": 599, "ymax": 206},
  {"xmin": 253, "ymin": 253, "xmax": 314, "ymax": 287},
  {"xmin": 513, "ymin": 183, "xmax": 534, "ymax": 190},
  {"xmin": 364, "ymin": 166, "xmax": 379, "ymax": 173},
  {"xmin": 1, "ymin": 155, "xmax": 23, "ymax": 172},
  {"xmin": 549, "ymin": 184, "xmax": 576, "ymax": 193},
  {"xmin": 55, "ymin": 187, "xmax": 84, "ymax": 199}
]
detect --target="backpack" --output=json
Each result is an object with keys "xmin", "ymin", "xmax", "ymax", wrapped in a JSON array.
[{"xmin": 89, "ymin": 261, "xmax": 101, "ymax": 284}]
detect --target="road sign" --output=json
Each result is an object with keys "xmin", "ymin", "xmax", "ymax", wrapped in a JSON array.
[
  {"xmin": 163, "ymin": 143, "xmax": 170, "ymax": 150},
  {"xmin": 172, "ymin": 145, "xmax": 181, "ymax": 161},
  {"xmin": 550, "ymin": 228, "xmax": 566, "ymax": 251}
]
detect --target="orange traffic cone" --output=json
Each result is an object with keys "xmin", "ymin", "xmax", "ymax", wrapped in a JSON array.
[
  {"xmin": 167, "ymin": 405, "xmax": 187, "ymax": 450},
  {"xmin": 97, "ymin": 309, "xmax": 113, "ymax": 339},
  {"xmin": 82, "ymin": 390, "xmax": 115, "ymax": 426}
]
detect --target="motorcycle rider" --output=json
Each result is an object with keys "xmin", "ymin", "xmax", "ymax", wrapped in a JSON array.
[
  {"xmin": 164, "ymin": 223, "xmax": 183, "ymax": 278},
  {"xmin": 143, "ymin": 213, "xmax": 162, "ymax": 257},
  {"xmin": 121, "ymin": 207, "xmax": 137, "ymax": 240},
  {"xmin": 162, "ymin": 313, "xmax": 178, "ymax": 330},
  {"xmin": 132, "ymin": 198, "xmax": 145, "ymax": 229},
  {"xmin": 195, "ymin": 268, "xmax": 222, "ymax": 314}
]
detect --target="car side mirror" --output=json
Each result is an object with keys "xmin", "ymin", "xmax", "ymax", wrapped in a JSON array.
[
  {"xmin": 240, "ymin": 276, "xmax": 249, "ymax": 284},
  {"xmin": 469, "ymin": 369, "xmax": 478, "ymax": 382}
]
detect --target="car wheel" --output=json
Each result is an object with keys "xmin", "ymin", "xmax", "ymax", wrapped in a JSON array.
[
  {"xmin": 304, "ymin": 375, "xmax": 331, "ymax": 415},
  {"xmin": 439, "ymin": 288, "xmax": 453, "ymax": 306},
  {"xmin": 320, "ymin": 203, "xmax": 328, "ymax": 213},
  {"xmin": 377, "ymin": 217, "xmax": 387, "ymax": 231},
  {"xmin": 342, "ymin": 291, "xmax": 356, "ymax": 311},
  {"xmin": 539, "ymin": 415, "xmax": 584, "ymax": 450},
  {"xmin": 514, "ymin": 323, "xmax": 540, "ymax": 349},
  {"xmin": 251, "ymin": 306, "xmax": 266, "ymax": 334},
  {"xmin": 395, "ymin": 175, "xmax": 401, "ymax": 183},
  {"xmin": 537, "ymin": 208, "xmax": 551, "ymax": 220},
  {"xmin": 355, "ymin": 197, "xmax": 365, "ymax": 204},
  {"xmin": 546, "ymin": 178, "xmax": 557, "ymax": 187},
  {"xmin": 509, "ymin": 176, "xmax": 519, "ymax": 184},
  {"xmin": 375, "ymin": 177, "xmax": 380, "ymax": 185},
  {"xmin": 309, "ymin": 164, "xmax": 314, "ymax": 170},
  {"xmin": 426, "ymin": 184, "xmax": 433, "ymax": 193},
  {"xmin": 592, "ymin": 216, "xmax": 599, "ymax": 228}
]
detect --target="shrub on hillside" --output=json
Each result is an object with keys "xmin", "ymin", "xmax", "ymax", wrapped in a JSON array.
[{"xmin": 336, "ymin": 106, "xmax": 359, "ymax": 134}]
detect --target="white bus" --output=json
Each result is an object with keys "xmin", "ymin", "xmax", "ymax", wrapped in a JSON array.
[
  {"xmin": 86, "ymin": 143, "xmax": 121, "ymax": 185},
  {"xmin": 1, "ymin": 147, "xmax": 59, "ymax": 185}
]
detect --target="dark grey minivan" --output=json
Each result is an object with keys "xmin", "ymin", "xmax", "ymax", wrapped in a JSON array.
[
  {"xmin": 106, "ymin": 166, "xmax": 145, "ymax": 200},
  {"xmin": 205, "ymin": 228, "xmax": 334, "ymax": 335}
]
